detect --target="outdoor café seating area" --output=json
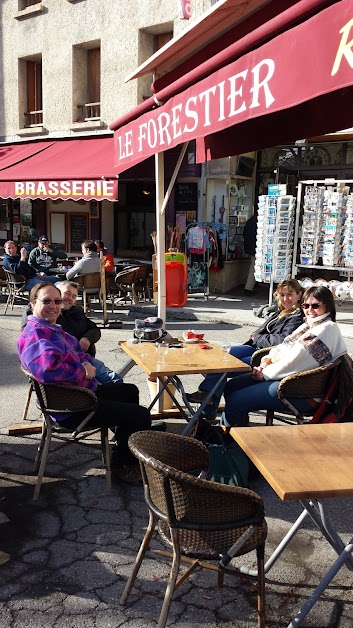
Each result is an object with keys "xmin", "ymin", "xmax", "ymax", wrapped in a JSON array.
[{"xmin": 0, "ymin": 281, "xmax": 353, "ymax": 628}]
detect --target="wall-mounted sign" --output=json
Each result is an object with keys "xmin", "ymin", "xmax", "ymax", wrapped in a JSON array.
[
  {"xmin": 12, "ymin": 180, "xmax": 117, "ymax": 201},
  {"xmin": 178, "ymin": 0, "xmax": 191, "ymax": 19}
]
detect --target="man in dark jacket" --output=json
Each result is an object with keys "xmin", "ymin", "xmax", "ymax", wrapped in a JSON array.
[
  {"xmin": 3, "ymin": 240, "xmax": 60, "ymax": 290},
  {"xmin": 21, "ymin": 280, "xmax": 121, "ymax": 385}
]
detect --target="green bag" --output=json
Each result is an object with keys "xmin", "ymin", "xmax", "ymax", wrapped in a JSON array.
[
  {"xmin": 206, "ymin": 439, "xmax": 249, "ymax": 487},
  {"xmin": 194, "ymin": 420, "xmax": 249, "ymax": 487}
]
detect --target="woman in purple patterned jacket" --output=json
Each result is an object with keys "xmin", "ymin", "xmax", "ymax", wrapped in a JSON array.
[{"xmin": 18, "ymin": 282, "xmax": 151, "ymax": 485}]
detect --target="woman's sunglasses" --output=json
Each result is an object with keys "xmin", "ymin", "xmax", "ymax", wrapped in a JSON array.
[{"xmin": 302, "ymin": 303, "xmax": 321, "ymax": 310}]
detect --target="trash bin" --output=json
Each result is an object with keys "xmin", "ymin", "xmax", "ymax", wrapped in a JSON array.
[{"xmin": 147, "ymin": 376, "xmax": 176, "ymax": 414}]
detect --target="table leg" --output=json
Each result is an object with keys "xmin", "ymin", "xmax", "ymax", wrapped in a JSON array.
[
  {"xmin": 240, "ymin": 508, "xmax": 309, "ymax": 577},
  {"xmin": 240, "ymin": 499, "xmax": 353, "ymax": 577},
  {"xmin": 147, "ymin": 375, "xmax": 189, "ymax": 417},
  {"xmin": 181, "ymin": 374, "xmax": 229, "ymax": 436},
  {"xmin": 301, "ymin": 500, "xmax": 353, "ymax": 571},
  {"xmin": 287, "ymin": 537, "xmax": 353, "ymax": 628},
  {"xmin": 118, "ymin": 358, "xmax": 135, "ymax": 378}
]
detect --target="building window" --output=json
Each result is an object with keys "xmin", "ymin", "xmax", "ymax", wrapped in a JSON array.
[
  {"xmin": 137, "ymin": 27, "xmax": 173, "ymax": 103},
  {"xmin": 22, "ymin": 59, "xmax": 43, "ymax": 127},
  {"xmin": 73, "ymin": 44, "xmax": 101, "ymax": 122},
  {"xmin": 154, "ymin": 32, "xmax": 173, "ymax": 52},
  {"xmin": 19, "ymin": 0, "xmax": 41, "ymax": 8}
]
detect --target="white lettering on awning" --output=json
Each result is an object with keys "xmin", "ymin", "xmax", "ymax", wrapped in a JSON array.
[{"xmin": 14, "ymin": 180, "xmax": 115, "ymax": 199}]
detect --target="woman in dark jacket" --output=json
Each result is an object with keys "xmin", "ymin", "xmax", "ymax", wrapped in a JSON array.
[{"xmin": 187, "ymin": 278, "xmax": 304, "ymax": 418}]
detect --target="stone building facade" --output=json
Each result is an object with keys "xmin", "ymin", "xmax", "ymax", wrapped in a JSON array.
[{"xmin": 0, "ymin": 0, "xmax": 208, "ymax": 255}]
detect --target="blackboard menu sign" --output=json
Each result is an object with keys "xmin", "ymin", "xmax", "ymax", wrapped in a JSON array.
[
  {"xmin": 69, "ymin": 213, "xmax": 88, "ymax": 252},
  {"xmin": 175, "ymin": 182, "xmax": 198, "ymax": 211}
]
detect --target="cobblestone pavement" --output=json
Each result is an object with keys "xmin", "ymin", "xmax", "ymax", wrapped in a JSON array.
[{"xmin": 0, "ymin": 295, "xmax": 353, "ymax": 628}]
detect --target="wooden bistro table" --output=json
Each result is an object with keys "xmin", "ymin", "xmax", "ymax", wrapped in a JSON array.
[
  {"xmin": 230, "ymin": 423, "xmax": 353, "ymax": 628},
  {"xmin": 119, "ymin": 339, "xmax": 250, "ymax": 435}
]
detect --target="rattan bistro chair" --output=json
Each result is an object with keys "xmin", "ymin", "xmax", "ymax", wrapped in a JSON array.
[
  {"xmin": 4, "ymin": 269, "xmax": 27, "ymax": 314},
  {"xmin": 250, "ymin": 347, "xmax": 341, "ymax": 426},
  {"xmin": 121, "ymin": 431, "xmax": 267, "ymax": 628},
  {"xmin": 22, "ymin": 369, "xmax": 111, "ymax": 500}
]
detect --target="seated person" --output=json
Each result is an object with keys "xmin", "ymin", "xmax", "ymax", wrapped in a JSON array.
[
  {"xmin": 18, "ymin": 282, "xmax": 151, "ymax": 484},
  {"xmin": 3, "ymin": 240, "xmax": 60, "ymax": 291},
  {"xmin": 66, "ymin": 240, "xmax": 100, "ymax": 280},
  {"xmin": 221, "ymin": 286, "xmax": 347, "ymax": 427},
  {"xmin": 28, "ymin": 235, "xmax": 67, "ymax": 274},
  {"xmin": 95, "ymin": 240, "xmax": 115, "ymax": 273},
  {"xmin": 21, "ymin": 280, "xmax": 121, "ymax": 385},
  {"xmin": 187, "ymin": 278, "xmax": 304, "ymax": 418}
]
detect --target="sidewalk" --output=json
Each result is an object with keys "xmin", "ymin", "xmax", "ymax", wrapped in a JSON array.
[
  {"xmin": 133, "ymin": 285, "xmax": 353, "ymax": 339},
  {"xmin": 0, "ymin": 293, "xmax": 352, "ymax": 628}
]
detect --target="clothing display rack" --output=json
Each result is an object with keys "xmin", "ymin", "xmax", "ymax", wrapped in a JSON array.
[{"xmin": 186, "ymin": 222, "xmax": 224, "ymax": 299}]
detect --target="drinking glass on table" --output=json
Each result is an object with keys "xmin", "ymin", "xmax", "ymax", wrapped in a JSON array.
[
  {"xmin": 157, "ymin": 341, "xmax": 169, "ymax": 365},
  {"xmin": 134, "ymin": 327, "xmax": 145, "ymax": 355},
  {"xmin": 221, "ymin": 343, "xmax": 232, "ymax": 362}
]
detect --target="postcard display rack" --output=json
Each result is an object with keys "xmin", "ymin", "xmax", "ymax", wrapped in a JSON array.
[
  {"xmin": 292, "ymin": 180, "xmax": 353, "ymax": 300},
  {"xmin": 255, "ymin": 194, "xmax": 296, "ymax": 303}
]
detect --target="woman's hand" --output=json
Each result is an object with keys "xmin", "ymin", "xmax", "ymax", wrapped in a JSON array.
[
  {"xmin": 260, "ymin": 357, "xmax": 272, "ymax": 368},
  {"xmin": 82, "ymin": 361, "xmax": 96, "ymax": 380},
  {"xmin": 251, "ymin": 367, "xmax": 264, "ymax": 382}
]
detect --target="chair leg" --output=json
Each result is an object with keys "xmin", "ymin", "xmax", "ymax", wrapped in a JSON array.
[
  {"xmin": 22, "ymin": 382, "xmax": 33, "ymax": 421},
  {"xmin": 83, "ymin": 290, "xmax": 87, "ymax": 314},
  {"xmin": 266, "ymin": 410, "xmax": 274, "ymax": 426},
  {"xmin": 257, "ymin": 544, "xmax": 266, "ymax": 628},
  {"xmin": 101, "ymin": 427, "xmax": 111, "ymax": 492},
  {"xmin": 120, "ymin": 510, "xmax": 157, "ymax": 605},
  {"xmin": 33, "ymin": 423, "xmax": 52, "ymax": 501},
  {"xmin": 158, "ymin": 527, "xmax": 181, "ymax": 628}
]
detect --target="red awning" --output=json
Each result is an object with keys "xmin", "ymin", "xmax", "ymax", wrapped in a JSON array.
[
  {"xmin": 0, "ymin": 136, "xmax": 118, "ymax": 201},
  {"xmin": 111, "ymin": 0, "xmax": 353, "ymax": 171}
]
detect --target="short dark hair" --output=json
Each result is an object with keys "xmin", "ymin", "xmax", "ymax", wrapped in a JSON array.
[
  {"xmin": 82, "ymin": 240, "xmax": 97, "ymax": 252},
  {"xmin": 95, "ymin": 240, "xmax": 104, "ymax": 249},
  {"xmin": 29, "ymin": 282, "xmax": 61, "ymax": 303},
  {"xmin": 302, "ymin": 285, "xmax": 336, "ymax": 321}
]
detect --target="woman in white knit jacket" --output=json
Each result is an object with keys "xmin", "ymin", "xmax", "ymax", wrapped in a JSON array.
[{"xmin": 222, "ymin": 285, "xmax": 347, "ymax": 427}]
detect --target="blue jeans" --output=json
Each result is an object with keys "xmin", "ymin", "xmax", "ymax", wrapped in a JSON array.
[
  {"xmin": 92, "ymin": 358, "xmax": 122, "ymax": 385},
  {"xmin": 199, "ymin": 344, "xmax": 257, "ymax": 416},
  {"xmin": 223, "ymin": 373, "xmax": 314, "ymax": 427},
  {"xmin": 24, "ymin": 275, "xmax": 61, "ymax": 291}
]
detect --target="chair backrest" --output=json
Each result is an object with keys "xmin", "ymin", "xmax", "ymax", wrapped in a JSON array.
[
  {"xmin": 76, "ymin": 272, "xmax": 101, "ymax": 290},
  {"xmin": 33, "ymin": 380, "xmax": 98, "ymax": 417},
  {"xmin": 4, "ymin": 268, "xmax": 26, "ymax": 286},
  {"xmin": 278, "ymin": 358, "xmax": 341, "ymax": 400},
  {"xmin": 135, "ymin": 265, "xmax": 147, "ymax": 280},
  {"xmin": 115, "ymin": 267, "xmax": 139, "ymax": 286},
  {"xmin": 128, "ymin": 431, "xmax": 263, "ymax": 529}
]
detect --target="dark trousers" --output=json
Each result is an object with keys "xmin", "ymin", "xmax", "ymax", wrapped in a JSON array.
[{"xmin": 59, "ymin": 383, "xmax": 151, "ymax": 466}]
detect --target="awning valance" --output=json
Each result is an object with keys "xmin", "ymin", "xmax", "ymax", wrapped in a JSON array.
[
  {"xmin": 112, "ymin": 0, "xmax": 353, "ymax": 171},
  {"xmin": 0, "ymin": 136, "xmax": 118, "ymax": 201}
]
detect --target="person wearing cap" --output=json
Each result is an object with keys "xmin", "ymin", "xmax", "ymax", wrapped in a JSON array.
[
  {"xmin": 3, "ymin": 240, "xmax": 60, "ymax": 291},
  {"xmin": 29, "ymin": 235, "xmax": 67, "ymax": 274}
]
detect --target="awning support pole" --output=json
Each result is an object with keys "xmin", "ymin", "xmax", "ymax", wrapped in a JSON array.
[
  {"xmin": 155, "ymin": 151, "xmax": 166, "ymax": 324},
  {"xmin": 155, "ymin": 142, "xmax": 189, "ymax": 326}
]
